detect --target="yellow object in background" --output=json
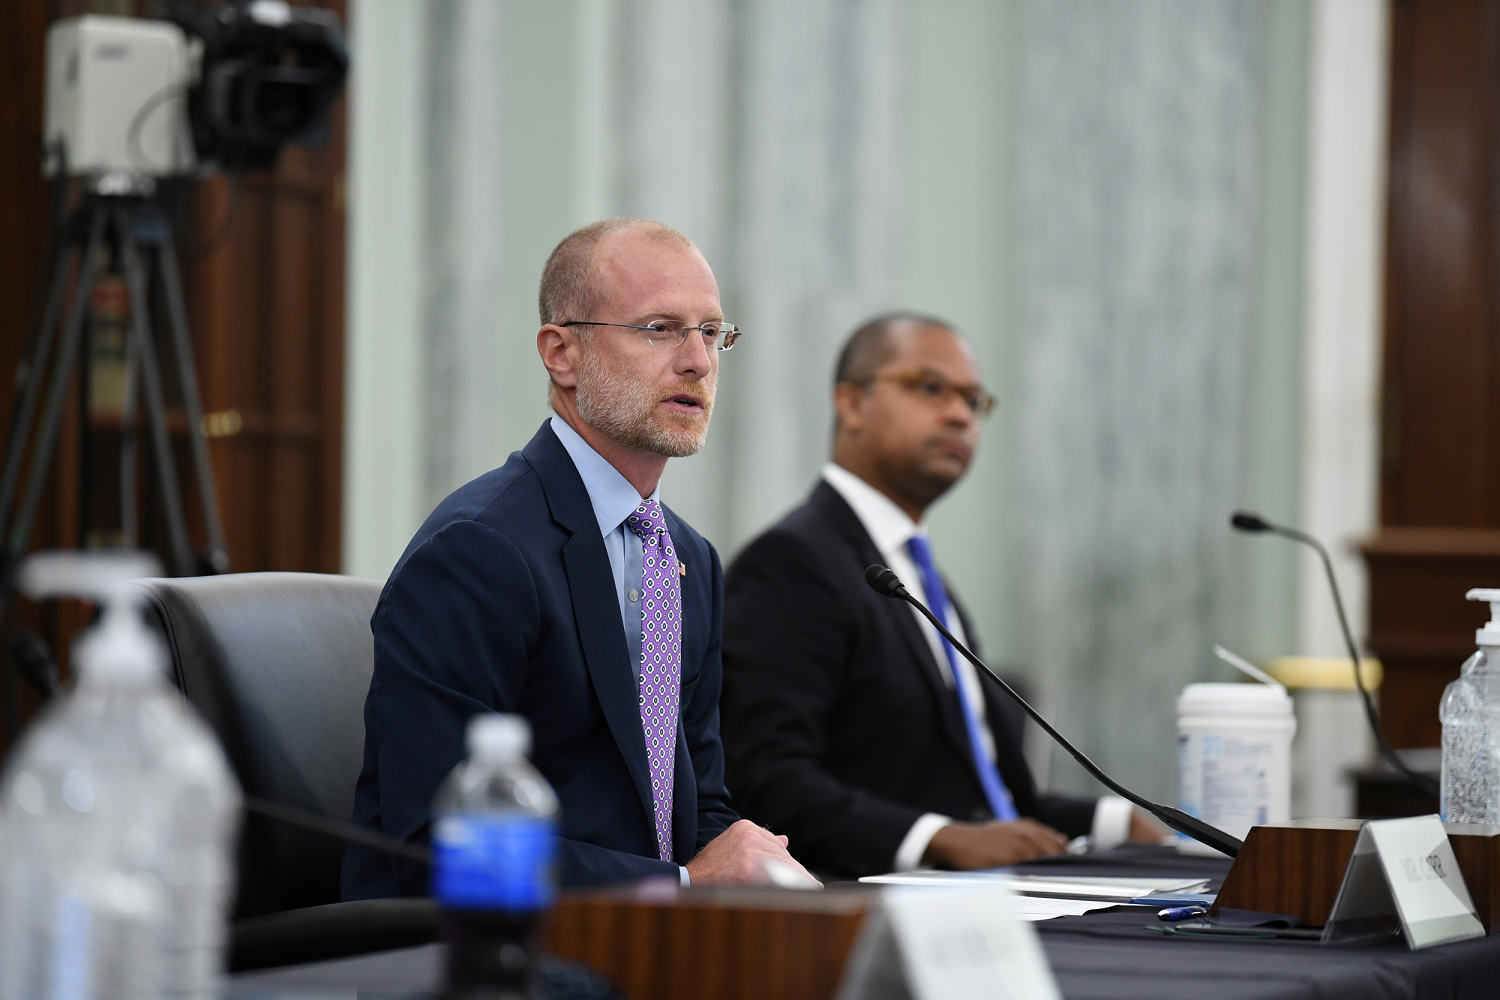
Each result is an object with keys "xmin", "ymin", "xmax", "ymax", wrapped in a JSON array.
[
  {"xmin": 1261, "ymin": 656, "xmax": 1382, "ymax": 820},
  {"xmin": 1265, "ymin": 656, "xmax": 1383, "ymax": 692}
]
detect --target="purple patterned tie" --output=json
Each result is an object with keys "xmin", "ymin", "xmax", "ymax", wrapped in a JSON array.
[{"xmin": 624, "ymin": 499, "xmax": 681, "ymax": 861}]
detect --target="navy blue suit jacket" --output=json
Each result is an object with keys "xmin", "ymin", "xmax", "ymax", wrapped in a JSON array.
[{"xmin": 342, "ymin": 422, "xmax": 737, "ymax": 898}]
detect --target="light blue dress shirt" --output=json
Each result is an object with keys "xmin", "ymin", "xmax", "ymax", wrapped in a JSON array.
[
  {"xmin": 549, "ymin": 415, "xmax": 651, "ymax": 673},
  {"xmin": 549, "ymin": 417, "xmax": 694, "ymax": 883}
]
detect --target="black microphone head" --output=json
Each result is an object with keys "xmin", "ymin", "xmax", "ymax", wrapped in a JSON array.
[
  {"xmin": 865, "ymin": 564, "xmax": 907, "ymax": 598},
  {"xmin": 1230, "ymin": 511, "xmax": 1272, "ymax": 533}
]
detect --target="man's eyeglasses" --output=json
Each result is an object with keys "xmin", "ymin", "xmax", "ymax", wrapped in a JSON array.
[
  {"xmin": 850, "ymin": 370, "xmax": 997, "ymax": 418},
  {"xmin": 560, "ymin": 320, "xmax": 742, "ymax": 352}
]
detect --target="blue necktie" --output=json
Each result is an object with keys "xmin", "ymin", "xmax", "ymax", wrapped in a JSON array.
[{"xmin": 905, "ymin": 534, "xmax": 1019, "ymax": 822}]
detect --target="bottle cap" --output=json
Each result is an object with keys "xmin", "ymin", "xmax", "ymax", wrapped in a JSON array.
[
  {"xmin": 1467, "ymin": 589, "xmax": 1500, "ymax": 647},
  {"xmin": 467, "ymin": 713, "xmax": 530, "ymax": 760},
  {"xmin": 72, "ymin": 592, "xmax": 165, "ymax": 688}
]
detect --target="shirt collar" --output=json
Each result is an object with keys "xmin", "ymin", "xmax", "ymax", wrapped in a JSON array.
[
  {"xmin": 821, "ymin": 462, "xmax": 925, "ymax": 556},
  {"xmin": 550, "ymin": 415, "xmax": 659, "ymax": 537}
]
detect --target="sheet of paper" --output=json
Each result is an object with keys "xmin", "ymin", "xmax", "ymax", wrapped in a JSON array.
[
  {"xmin": 859, "ymin": 871, "xmax": 1208, "ymax": 902},
  {"xmin": 1012, "ymin": 896, "xmax": 1118, "ymax": 921}
]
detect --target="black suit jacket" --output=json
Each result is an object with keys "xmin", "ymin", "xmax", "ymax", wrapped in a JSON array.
[
  {"xmin": 342, "ymin": 422, "xmax": 737, "ymax": 898},
  {"xmin": 721, "ymin": 480, "xmax": 1095, "ymax": 878}
]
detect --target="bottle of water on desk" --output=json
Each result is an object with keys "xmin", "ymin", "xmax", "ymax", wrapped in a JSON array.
[
  {"xmin": 1440, "ymin": 589, "xmax": 1500, "ymax": 825},
  {"xmin": 146, "ymin": 663, "xmax": 243, "ymax": 999},
  {"xmin": 433, "ymin": 713, "xmax": 559, "ymax": 1000},
  {"xmin": 0, "ymin": 595, "xmax": 168, "ymax": 999},
  {"xmin": 0, "ymin": 579, "xmax": 241, "ymax": 1000}
]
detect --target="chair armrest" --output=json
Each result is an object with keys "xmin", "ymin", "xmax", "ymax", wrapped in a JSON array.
[{"xmin": 230, "ymin": 897, "xmax": 439, "ymax": 971}]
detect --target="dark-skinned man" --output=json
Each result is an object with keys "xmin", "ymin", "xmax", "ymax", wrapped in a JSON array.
[{"xmin": 721, "ymin": 312, "xmax": 1162, "ymax": 878}]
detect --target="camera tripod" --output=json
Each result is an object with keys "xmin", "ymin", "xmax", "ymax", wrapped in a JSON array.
[{"xmin": 1, "ymin": 181, "xmax": 228, "ymax": 736}]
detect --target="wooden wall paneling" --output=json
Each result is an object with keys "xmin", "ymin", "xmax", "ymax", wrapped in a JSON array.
[
  {"xmin": 317, "ymin": 97, "xmax": 347, "ymax": 575},
  {"xmin": 187, "ymin": 175, "xmax": 252, "ymax": 571},
  {"xmin": 1367, "ymin": 0, "xmax": 1500, "ymax": 752},
  {"xmin": 180, "ymin": 80, "xmax": 348, "ymax": 575},
  {"xmin": 1380, "ymin": 0, "xmax": 1500, "ymax": 528},
  {"xmin": 1363, "ymin": 529, "xmax": 1500, "ymax": 748},
  {"xmin": 1, "ymin": 0, "xmax": 66, "ymax": 751},
  {"xmin": 270, "ymin": 181, "xmax": 317, "ymax": 571},
  {"xmin": 3, "ymin": 1, "xmax": 351, "ymax": 753}
]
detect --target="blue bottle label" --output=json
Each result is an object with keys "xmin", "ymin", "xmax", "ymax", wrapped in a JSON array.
[{"xmin": 432, "ymin": 813, "xmax": 556, "ymax": 910}]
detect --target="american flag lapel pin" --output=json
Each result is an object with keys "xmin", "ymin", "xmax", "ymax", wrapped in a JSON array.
[{"xmin": 679, "ymin": 560, "xmax": 687, "ymax": 577}]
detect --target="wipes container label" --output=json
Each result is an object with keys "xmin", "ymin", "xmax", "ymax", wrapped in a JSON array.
[
  {"xmin": 1177, "ymin": 732, "xmax": 1278, "ymax": 836},
  {"xmin": 1175, "ymin": 682, "xmax": 1295, "ymax": 850}
]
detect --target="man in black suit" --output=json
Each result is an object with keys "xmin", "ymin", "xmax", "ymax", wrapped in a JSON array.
[
  {"xmin": 343, "ymin": 218, "xmax": 816, "ymax": 896},
  {"xmin": 721, "ymin": 313, "xmax": 1160, "ymax": 878}
]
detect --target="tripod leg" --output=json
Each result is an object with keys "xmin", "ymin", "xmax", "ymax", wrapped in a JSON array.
[
  {"xmin": 0, "ymin": 203, "xmax": 93, "ymax": 545},
  {"xmin": 152, "ymin": 212, "xmax": 228, "ymax": 573},
  {"xmin": 0, "ymin": 206, "xmax": 106, "ymax": 744},
  {"xmin": 116, "ymin": 206, "xmax": 194, "ymax": 577},
  {"xmin": 0, "ymin": 190, "xmax": 80, "ymax": 749},
  {"xmin": 5, "ymin": 210, "xmax": 107, "ymax": 562},
  {"xmin": 119, "ymin": 320, "xmax": 139, "ymax": 548}
]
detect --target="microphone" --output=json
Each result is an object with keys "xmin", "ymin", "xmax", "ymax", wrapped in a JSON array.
[
  {"xmin": 865, "ymin": 564, "xmax": 908, "ymax": 600},
  {"xmin": 1229, "ymin": 510, "xmax": 1439, "ymax": 797},
  {"xmin": 1229, "ymin": 512, "xmax": 1271, "ymax": 533},
  {"xmin": 864, "ymin": 564, "xmax": 1243, "ymax": 858}
]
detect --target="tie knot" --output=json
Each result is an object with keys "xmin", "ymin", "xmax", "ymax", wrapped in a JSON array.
[
  {"xmin": 625, "ymin": 499, "xmax": 667, "ymax": 541},
  {"xmin": 906, "ymin": 533, "xmax": 935, "ymax": 567}
]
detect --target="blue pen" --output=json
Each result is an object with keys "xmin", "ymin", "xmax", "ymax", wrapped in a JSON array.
[{"xmin": 1157, "ymin": 905, "xmax": 1208, "ymax": 922}]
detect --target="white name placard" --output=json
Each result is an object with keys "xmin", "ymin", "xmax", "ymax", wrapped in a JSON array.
[
  {"xmin": 1323, "ymin": 814, "xmax": 1484, "ymax": 950},
  {"xmin": 835, "ymin": 886, "xmax": 1060, "ymax": 1000}
]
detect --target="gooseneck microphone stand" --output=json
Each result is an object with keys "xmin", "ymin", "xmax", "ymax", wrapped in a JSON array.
[
  {"xmin": 1230, "ymin": 510, "xmax": 1440, "ymax": 798},
  {"xmin": 865, "ymin": 565, "xmax": 1244, "ymax": 858}
]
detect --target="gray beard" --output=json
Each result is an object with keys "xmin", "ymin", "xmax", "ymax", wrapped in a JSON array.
[{"xmin": 574, "ymin": 349, "xmax": 712, "ymax": 458}]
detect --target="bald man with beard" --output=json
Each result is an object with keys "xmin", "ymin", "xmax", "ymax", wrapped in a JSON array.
[{"xmin": 343, "ymin": 219, "xmax": 816, "ymax": 897}]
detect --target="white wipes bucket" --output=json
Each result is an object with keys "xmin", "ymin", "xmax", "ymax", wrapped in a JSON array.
[{"xmin": 1176, "ymin": 682, "xmax": 1296, "ymax": 854}]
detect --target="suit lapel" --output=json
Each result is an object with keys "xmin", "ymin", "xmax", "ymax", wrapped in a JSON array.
[
  {"xmin": 525, "ymin": 424, "xmax": 657, "ymax": 838},
  {"xmin": 808, "ymin": 483, "xmax": 976, "ymax": 766}
]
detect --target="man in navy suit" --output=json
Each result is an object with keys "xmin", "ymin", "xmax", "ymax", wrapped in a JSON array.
[
  {"xmin": 721, "ymin": 313, "xmax": 1162, "ymax": 878},
  {"xmin": 343, "ymin": 219, "xmax": 816, "ymax": 896}
]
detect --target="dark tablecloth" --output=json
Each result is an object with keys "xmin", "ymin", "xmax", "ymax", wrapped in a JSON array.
[{"xmin": 230, "ymin": 846, "xmax": 1500, "ymax": 1000}]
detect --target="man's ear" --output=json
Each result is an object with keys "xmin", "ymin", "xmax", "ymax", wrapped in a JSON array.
[
  {"xmin": 538, "ymin": 324, "xmax": 582, "ymax": 389},
  {"xmin": 833, "ymin": 381, "xmax": 866, "ymax": 433}
]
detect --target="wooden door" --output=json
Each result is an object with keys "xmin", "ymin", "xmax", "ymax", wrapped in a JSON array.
[{"xmin": 1365, "ymin": 0, "xmax": 1500, "ymax": 749}]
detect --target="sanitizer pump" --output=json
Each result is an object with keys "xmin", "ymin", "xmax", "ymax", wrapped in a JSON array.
[{"xmin": 1439, "ymin": 589, "xmax": 1500, "ymax": 825}]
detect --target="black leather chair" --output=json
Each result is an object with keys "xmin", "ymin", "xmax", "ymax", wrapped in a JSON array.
[{"xmin": 127, "ymin": 572, "xmax": 436, "ymax": 969}]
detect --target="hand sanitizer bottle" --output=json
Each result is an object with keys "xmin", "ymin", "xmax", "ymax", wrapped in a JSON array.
[{"xmin": 1440, "ymin": 589, "xmax": 1500, "ymax": 825}]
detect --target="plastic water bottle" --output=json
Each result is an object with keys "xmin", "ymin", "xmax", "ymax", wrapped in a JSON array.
[
  {"xmin": 0, "ymin": 588, "xmax": 241, "ymax": 1000},
  {"xmin": 1440, "ymin": 589, "xmax": 1500, "ymax": 825},
  {"xmin": 432, "ymin": 714, "xmax": 559, "ymax": 999},
  {"xmin": 0, "ymin": 598, "xmax": 168, "ymax": 999},
  {"xmin": 144, "ymin": 665, "xmax": 243, "ymax": 998}
]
